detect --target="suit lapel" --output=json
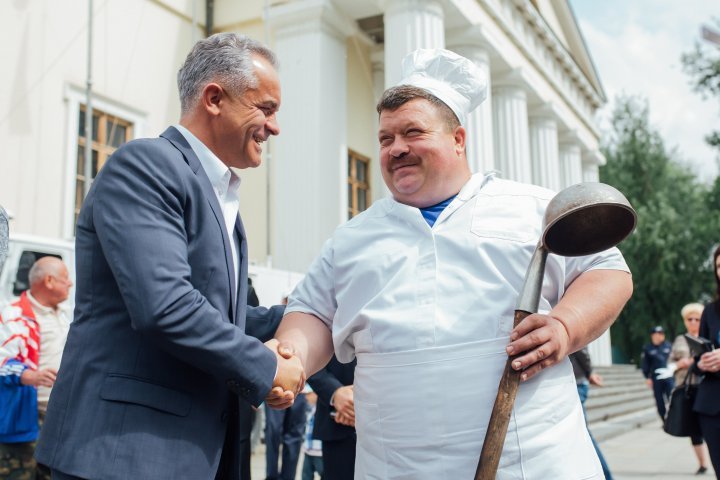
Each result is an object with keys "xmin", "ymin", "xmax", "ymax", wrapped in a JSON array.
[
  {"xmin": 233, "ymin": 215, "xmax": 247, "ymax": 326},
  {"xmin": 161, "ymin": 127, "xmax": 237, "ymax": 322}
]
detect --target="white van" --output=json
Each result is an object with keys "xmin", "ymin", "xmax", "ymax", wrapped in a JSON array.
[
  {"xmin": 0, "ymin": 233, "xmax": 302, "ymax": 313},
  {"xmin": 0, "ymin": 233, "xmax": 76, "ymax": 307}
]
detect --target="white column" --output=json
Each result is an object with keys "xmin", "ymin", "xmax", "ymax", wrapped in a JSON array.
[
  {"xmin": 371, "ymin": 49, "xmax": 389, "ymax": 200},
  {"xmin": 582, "ymin": 150, "xmax": 604, "ymax": 183},
  {"xmin": 449, "ymin": 43, "xmax": 494, "ymax": 174},
  {"xmin": 492, "ymin": 78, "xmax": 531, "ymax": 183},
  {"xmin": 528, "ymin": 109, "xmax": 560, "ymax": 190},
  {"xmin": 559, "ymin": 142, "xmax": 582, "ymax": 188},
  {"xmin": 588, "ymin": 331, "xmax": 613, "ymax": 366},
  {"xmin": 372, "ymin": 50, "xmax": 386, "ymax": 102},
  {"xmin": 582, "ymin": 162, "xmax": 599, "ymax": 183},
  {"xmin": 268, "ymin": 0, "xmax": 349, "ymax": 273},
  {"xmin": 383, "ymin": 0, "xmax": 445, "ymax": 87}
]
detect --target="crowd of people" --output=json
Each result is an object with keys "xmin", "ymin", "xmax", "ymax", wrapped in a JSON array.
[
  {"xmin": 0, "ymin": 30, "xmax": 716, "ymax": 480},
  {"xmin": 642, "ymin": 246, "xmax": 720, "ymax": 478}
]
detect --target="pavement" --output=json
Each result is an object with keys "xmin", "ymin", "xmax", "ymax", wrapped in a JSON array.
[
  {"xmin": 250, "ymin": 422, "xmax": 716, "ymax": 480},
  {"xmin": 601, "ymin": 422, "xmax": 715, "ymax": 479}
]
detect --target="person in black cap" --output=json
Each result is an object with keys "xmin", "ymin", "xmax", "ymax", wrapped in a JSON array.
[{"xmin": 641, "ymin": 325, "xmax": 674, "ymax": 420}]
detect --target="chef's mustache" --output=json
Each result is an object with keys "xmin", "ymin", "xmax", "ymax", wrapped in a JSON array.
[{"xmin": 388, "ymin": 156, "xmax": 419, "ymax": 170}]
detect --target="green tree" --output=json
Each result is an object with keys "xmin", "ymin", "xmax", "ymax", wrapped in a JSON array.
[
  {"xmin": 600, "ymin": 96, "xmax": 717, "ymax": 364},
  {"xmin": 682, "ymin": 21, "xmax": 720, "ymax": 153}
]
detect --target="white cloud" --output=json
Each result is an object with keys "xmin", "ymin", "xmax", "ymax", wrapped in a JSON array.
[{"xmin": 574, "ymin": 1, "xmax": 720, "ymax": 181}]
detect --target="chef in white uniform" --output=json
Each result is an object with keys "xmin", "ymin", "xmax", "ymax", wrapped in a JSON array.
[{"xmin": 268, "ymin": 49, "xmax": 633, "ymax": 479}]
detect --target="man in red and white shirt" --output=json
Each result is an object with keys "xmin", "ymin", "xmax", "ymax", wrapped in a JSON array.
[{"xmin": 0, "ymin": 256, "xmax": 72, "ymax": 479}]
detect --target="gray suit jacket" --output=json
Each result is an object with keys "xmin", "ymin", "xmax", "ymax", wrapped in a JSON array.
[{"xmin": 35, "ymin": 127, "xmax": 281, "ymax": 479}]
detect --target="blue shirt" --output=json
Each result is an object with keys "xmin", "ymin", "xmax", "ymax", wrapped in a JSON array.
[{"xmin": 419, "ymin": 195, "xmax": 456, "ymax": 227}]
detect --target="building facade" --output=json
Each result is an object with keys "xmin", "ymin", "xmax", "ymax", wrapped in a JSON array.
[{"xmin": 0, "ymin": 0, "xmax": 612, "ymax": 363}]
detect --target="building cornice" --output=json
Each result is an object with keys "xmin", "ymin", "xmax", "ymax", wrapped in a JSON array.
[
  {"xmin": 511, "ymin": 0, "xmax": 604, "ymax": 106},
  {"xmin": 462, "ymin": 0, "xmax": 601, "ymax": 138},
  {"xmin": 267, "ymin": 0, "xmax": 354, "ymax": 41}
]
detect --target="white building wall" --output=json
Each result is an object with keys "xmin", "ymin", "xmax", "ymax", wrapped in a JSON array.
[
  {"xmin": 0, "ymin": 0, "xmax": 616, "ymax": 362},
  {"xmin": 346, "ymin": 37, "xmax": 380, "ymax": 198},
  {"xmin": 268, "ymin": 0, "xmax": 350, "ymax": 273},
  {"xmin": 1, "ymin": 0, "xmax": 198, "ymax": 238}
]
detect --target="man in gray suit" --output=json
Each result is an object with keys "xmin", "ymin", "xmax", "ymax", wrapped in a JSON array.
[{"xmin": 35, "ymin": 33, "xmax": 304, "ymax": 480}]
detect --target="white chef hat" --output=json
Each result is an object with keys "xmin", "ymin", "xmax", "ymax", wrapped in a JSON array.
[{"xmin": 397, "ymin": 48, "xmax": 487, "ymax": 126}]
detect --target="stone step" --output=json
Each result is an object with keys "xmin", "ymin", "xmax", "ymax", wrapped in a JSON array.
[
  {"xmin": 589, "ymin": 407, "xmax": 660, "ymax": 442},
  {"xmin": 587, "ymin": 383, "xmax": 649, "ymax": 399},
  {"xmin": 594, "ymin": 364, "xmax": 639, "ymax": 371},
  {"xmin": 585, "ymin": 388, "xmax": 655, "ymax": 411},
  {"xmin": 593, "ymin": 368, "xmax": 640, "ymax": 378},
  {"xmin": 573, "ymin": 364, "xmax": 660, "ymax": 442},
  {"xmin": 585, "ymin": 396, "xmax": 656, "ymax": 424},
  {"xmin": 593, "ymin": 367, "xmax": 644, "ymax": 379}
]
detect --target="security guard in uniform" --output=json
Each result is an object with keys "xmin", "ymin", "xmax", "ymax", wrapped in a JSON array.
[{"xmin": 641, "ymin": 325, "xmax": 674, "ymax": 420}]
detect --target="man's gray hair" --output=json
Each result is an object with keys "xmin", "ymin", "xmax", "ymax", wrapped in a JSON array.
[{"xmin": 177, "ymin": 32, "xmax": 278, "ymax": 114}]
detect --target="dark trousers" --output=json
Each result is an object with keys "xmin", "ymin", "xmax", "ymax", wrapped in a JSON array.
[
  {"xmin": 265, "ymin": 394, "xmax": 308, "ymax": 480},
  {"xmin": 238, "ymin": 404, "xmax": 257, "ymax": 480},
  {"xmin": 699, "ymin": 414, "xmax": 720, "ymax": 478},
  {"xmin": 1, "ymin": 410, "xmax": 51, "ymax": 480},
  {"xmin": 651, "ymin": 377, "xmax": 674, "ymax": 419},
  {"xmin": 216, "ymin": 414, "xmax": 240, "ymax": 480},
  {"xmin": 321, "ymin": 434, "xmax": 356, "ymax": 480}
]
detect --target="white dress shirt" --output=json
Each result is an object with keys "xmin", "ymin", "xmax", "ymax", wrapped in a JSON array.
[{"xmin": 175, "ymin": 125, "xmax": 241, "ymax": 289}]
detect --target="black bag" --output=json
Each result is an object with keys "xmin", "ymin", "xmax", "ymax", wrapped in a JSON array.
[{"xmin": 663, "ymin": 373, "xmax": 701, "ymax": 438}]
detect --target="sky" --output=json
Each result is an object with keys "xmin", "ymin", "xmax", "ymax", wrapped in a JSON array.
[{"xmin": 569, "ymin": 0, "xmax": 720, "ymax": 182}]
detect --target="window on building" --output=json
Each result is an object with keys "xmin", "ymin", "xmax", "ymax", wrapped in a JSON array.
[
  {"xmin": 348, "ymin": 149, "xmax": 371, "ymax": 218},
  {"xmin": 75, "ymin": 106, "xmax": 133, "ymax": 225}
]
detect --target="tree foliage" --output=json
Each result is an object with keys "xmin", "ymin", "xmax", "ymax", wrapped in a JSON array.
[
  {"xmin": 682, "ymin": 20, "xmax": 720, "ymax": 152},
  {"xmin": 600, "ymin": 96, "xmax": 719, "ymax": 364}
]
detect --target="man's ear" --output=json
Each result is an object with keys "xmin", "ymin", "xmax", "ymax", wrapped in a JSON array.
[
  {"xmin": 200, "ymin": 83, "xmax": 224, "ymax": 116},
  {"xmin": 453, "ymin": 125, "xmax": 467, "ymax": 155}
]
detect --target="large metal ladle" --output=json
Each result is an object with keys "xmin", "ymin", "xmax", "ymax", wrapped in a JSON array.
[{"xmin": 475, "ymin": 182, "xmax": 637, "ymax": 479}]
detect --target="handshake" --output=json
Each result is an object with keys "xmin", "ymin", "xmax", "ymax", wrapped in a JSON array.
[{"xmin": 264, "ymin": 339, "xmax": 306, "ymax": 410}]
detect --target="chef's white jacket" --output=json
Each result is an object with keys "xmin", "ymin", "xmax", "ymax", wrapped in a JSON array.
[{"xmin": 287, "ymin": 173, "xmax": 630, "ymax": 479}]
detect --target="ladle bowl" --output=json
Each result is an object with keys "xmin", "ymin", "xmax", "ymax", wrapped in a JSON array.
[{"xmin": 542, "ymin": 182, "xmax": 636, "ymax": 257}]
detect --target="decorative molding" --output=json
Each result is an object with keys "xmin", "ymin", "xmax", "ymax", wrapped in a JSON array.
[
  {"xmin": 558, "ymin": 129, "xmax": 582, "ymax": 147},
  {"xmin": 582, "ymin": 149, "xmax": 606, "ymax": 166},
  {"xmin": 510, "ymin": 0, "xmax": 603, "ymax": 106},
  {"xmin": 493, "ymin": 67, "xmax": 532, "ymax": 90},
  {"xmin": 382, "ymin": 0, "xmax": 444, "ymax": 19},
  {"xmin": 268, "ymin": 0, "xmax": 354, "ymax": 41},
  {"xmin": 471, "ymin": 0, "xmax": 601, "ymax": 138},
  {"xmin": 528, "ymin": 101, "xmax": 561, "ymax": 121}
]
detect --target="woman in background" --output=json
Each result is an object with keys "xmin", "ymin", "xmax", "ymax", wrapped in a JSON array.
[
  {"xmin": 694, "ymin": 245, "xmax": 720, "ymax": 478},
  {"xmin": 671, "ymin": 303, "xmax": 709, "ymax": 475}
]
